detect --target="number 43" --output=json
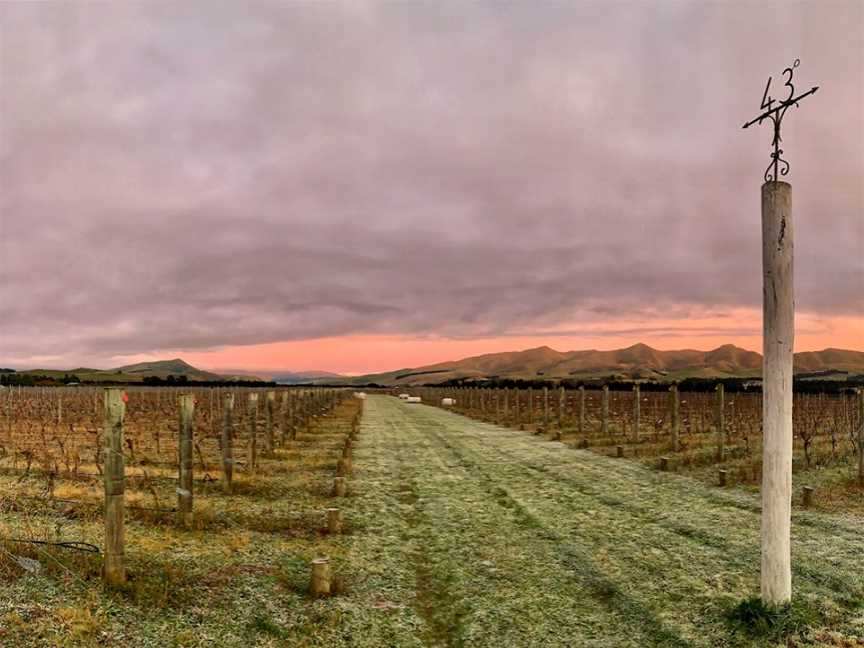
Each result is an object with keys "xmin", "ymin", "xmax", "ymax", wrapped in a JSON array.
[{"xmin": 761, "ymin": 59, "xmax": 800, "ymax": 111}]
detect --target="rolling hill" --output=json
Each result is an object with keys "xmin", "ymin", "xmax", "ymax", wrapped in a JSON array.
[
  {"xmin": 271, "ymin": 370, "xmax": 345, "ymax": 385},
  {"xmin": 342, "ymin": 344, "xmax": 864, "ymax": 385},
  {"xmin": 115, "ymin": 358, "xmax": 225, "ymax": 381},
  {"xmin": 7, "ymin": 359, "xmax": 265, "ymax": 383}
]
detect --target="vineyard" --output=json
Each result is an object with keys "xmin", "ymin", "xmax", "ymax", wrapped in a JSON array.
[
  {"xmin": 417, "ymin": 385, "xmax": 864, "ymax": 512},
  {"xmin": 0, "ymin": 386, "xmax": 361, "ymax": 646},
  {"xmin": 0, "ymin": 385, "xmax": 862, "ymax": 646}
]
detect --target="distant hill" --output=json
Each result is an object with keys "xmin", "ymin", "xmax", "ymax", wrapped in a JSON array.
[
  {"xmin": 272, "ymin": 370, "xmax": 344, "ymax": 385},
  {"xmin": 115, "ymin": 358, "xmax": 224, "ymax": 381},
  {"xmin": 341, "ymin": 343, "xmax": 864, "ymax": 385},
  {"xmin": 792, "ymin": 348, "xmax": 864, "ymax": 373},
  {"xmin": 10, "ymin": 358, "xmax": 266, "ymax": 383}
]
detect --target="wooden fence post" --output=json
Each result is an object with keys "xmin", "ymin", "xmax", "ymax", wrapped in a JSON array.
[
  {"xmin": 558, "ymin": 387, "xmax": 565, "ymax": 430},
  {"xmin": 857, "ymin": 388, "xmax": 863, "ymax": 487},
  {"xmin": 103, "ymin": 388, "xmax": 126, "ymax": 586},
  {"xmin": 221, "ymin": 393, "xmax": 234, "ymax": 493},
  {"xmin": 265, "ymin": 390, "xmax": 275, "ymax": 456},
  {"xmin": 632, "ymin": 384, "xmax": 640, "ymax": 442},
  {"xmin": 761, "ymin": 180, "xmax": 794, "ymax": 605},
  {"xmin": 178, "ymin": 394, "xmax": 194, "ymax": 528},
  {"xmin": 601, "ymin": 385, "xmax": 609, "ymax": 437},
  {"xmin": 503, "ymin": 389, "xmax": 509, "ymax": 426},
  {"xmin": 543, "ymin": 387, "xmax": 549, "ymax": 431},
  {"xmin": 327, "ymin": 508, "xmax": 343, "ymax": 534},
  {"xmin": 311, "ymin": 557, "xmax": 331, "ymax": 597},
  {"xmin": 280, "ymin": 391, "xmax": 289, "ymax": 445},
  {"xmin": 669, "ymin": 384, "xmax": 680, "ymax": 452},
  {"xmin": 248, "ymin": 393, "xmax": 259, "ymax": 475},
  {"xmin": 716, "ymin": 383, "xmax": 725, "ymax": 461},
  {"xmin": 513, "ymin": 387, "xmax": 524, "ymax": 430},
  {"xmin": 578, "ymin": 386, "xmax": 586, "ymax": 437}
]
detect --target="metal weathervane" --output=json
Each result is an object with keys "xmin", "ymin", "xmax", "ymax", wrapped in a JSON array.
[{"xmin": 742, "ymin": 59, "xmax": 819, "ymax": 183}]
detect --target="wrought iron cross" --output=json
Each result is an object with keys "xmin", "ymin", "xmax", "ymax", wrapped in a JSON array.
[{"xmin": 742, "ymin": 59, "xmax": 819, "ymax": 183}]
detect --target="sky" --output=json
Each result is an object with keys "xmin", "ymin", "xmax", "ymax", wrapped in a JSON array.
[{"xmin": 0, "ymin": 1, "xmax": 861, "ymax": 376}]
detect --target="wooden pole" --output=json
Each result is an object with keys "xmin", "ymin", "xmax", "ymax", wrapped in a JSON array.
[
  {"xmin": 543, "ymin": 387, "xmax": 549, "ymax": 431},
  {"xmin": 178, "ymin": 394, "xmax": 194, "ymax": 528},
  {"xmin": 601, "ymin": 385, "xmax": 609, "ymax": 437},
  {"xmin": 578, "ymin": 386, "xmax": 586, "ymax": 437},
  {"xmin": 332, "ymin": 476, "xmax": 347, "ymax": 497},
  {"xmin": 716, "ymin": 383, "xmax": 726, "ymax": 461},
  {"xmin": 761, "ymin": 180, "xmax": 793, "ymax": 605},
  {"xmin": 858, "ymin": 389, "xmax": 864, "ymax": 487},
  {"xmin": 327, "ymin": 508, "xmax": 343, "ymax": 534},
  {"xmin": 515, "ymin": 388, "xmax": 521, "ymax": 429},
  {"xmin": 248, "ymin": 393, "xmax": 259, "ymax": 475},
  {"xmin": 558, "ymin": 387, "xmax": 565, "ymax": 430},
  {"xmin": 103, "ymin": 388, "xmax": 126, "ymax": 586},
  {"xmin": 669, "ymin": 384, "xmax": 680, "ymax": 452},
  {"xmin": 310, "ymin": 557, "xmax": 331, "ymax": 597},
  {"xmin": 632, "ymin": 384, "xmax": 640, "ymax": 442},
  {"xmin": 221, "ymin": 393, "xmax": 234, "ymax": 493},
  {"xmin": 265, "ymin": 390, "xmax": 275, "ymax": 456}
]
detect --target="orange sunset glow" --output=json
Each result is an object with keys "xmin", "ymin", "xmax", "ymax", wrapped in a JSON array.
[{"xmin": 113, "ymin": 310, "xmax": 862, "ymax": 376}]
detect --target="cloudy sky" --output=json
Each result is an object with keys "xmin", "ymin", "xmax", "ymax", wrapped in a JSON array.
[{"xmin": 1, "ymin": 1, "xmax": 861, "ymax": 375}]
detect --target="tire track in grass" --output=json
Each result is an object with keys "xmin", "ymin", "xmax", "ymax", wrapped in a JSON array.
[
  {"xmin": 443, "ymin": 417, "xmax": 864, "ymax": 606},
  {"xmin": 374, "ymin": 397, "xmax": 646, "ymax": 647},
  {"xmin": 389, "ymin": 420, "xmax": 470, "ymax": 648},
  {"xmin": 407, "ymin": 404, "xmax": 864, "ymax": 644},
  {"xmin": 417, "ymin": 419, "xmax": 697, "ymax": 648},
  {"xmin": 415, "ymin": 407, "xmax": 864, "ymax": 597}
]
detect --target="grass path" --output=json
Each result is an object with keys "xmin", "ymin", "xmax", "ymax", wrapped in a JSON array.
[{"xmin": 350, "ymin": 396, "xmax": 864, "ymax": 647}]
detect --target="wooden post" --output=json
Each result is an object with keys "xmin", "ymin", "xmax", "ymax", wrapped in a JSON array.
[
  {"xmin": 716, "ymin": 383, "xmax": 726, "ymax": 461},
  {"xmin": 265, "ymin": 390, "xmax": 276, "ymax": 455},
  {"xmin": 558, "ymin": 387, "xmax": 565, "ymax": 430},
  {"xmin": 542, "ymin": 387, "xmax": 549, "ymax": 431},
  {"xmin": 761, "ymin": 180, "xmax": 793, "ymax": 605},
  {"xmin": 103, "ymin": 388, "xmax": 126, "ymax": 586},
  {"xmin": 326, "ymin": 508, "xmax": 343, "ymax": 534},
  {"xmin": 601, "ymin": 385, "xmax": 609, "ymax": 437},
  {"xmin": 857, "ymin": 389, "xmax": 864, "ymax": 487},
  {"xmin": 719, "ymin": 469, "xmax": 728, "ymax": 487},
  {"xmin": 802, "ymin": 486, "xmax": 814, "ymax": 508},
  {"xmin": 332, "ymin": 476, "xmax": 347, "ymax": 497},
  {"xmin": 337, "ymin": 457, "xmax": 352, "ymax": 477},
  {"xmin": 659, "ymin": 456, "xmax": 669, "ymax": 471},
  {"xmin": 280, "ymin": 391, "xmax": 289, "ymax": 445},
  {"xmin": 221, "ymin": 393, "xmax": 234, "ymax": 493},
  {"xmin": 248, "ymin": 393, "xmax": 259, "ymax": 475},
  {"xmin": 310, "ymin": 557, "xmax": 331, "ymax": 597},
  {"xmin": 515, "ymin": 388, "xmax": 522, "ymax": 429},
  {"xmin": 632, "ymin": 384, "xmax": 640, "ymax": 442},
  {"xmin": 669, "ymin": 384, "xmax": 680, "ymax": 452},
  {"xmin": 178, "ymin": 394, "xmax": 194, "ymax": 528},
  {"xmin": 578, "ymin": 386, "xmax": 585, "ymax": 437},
  {"xmin": 616, "ymin": 445, "xmax": 624, "ymax": 458}
]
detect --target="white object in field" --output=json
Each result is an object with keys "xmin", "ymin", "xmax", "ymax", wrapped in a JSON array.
[
  {"xmin": 353, "ymin": 392, "xmax": 367, "ymax": 400},
  {"xmin": 406, "ymin": 396, "xmax": 421, "ymax": 403},
  {"xmin": 761, "ymin": 180, "xmax": 793, "ymax": 605},
  {"xmin": 398, "ymin": 393, "xmax": 410, "ymax": 400},
  {"xmin": 441, "ymin": 398, "xmax": 455, "ymax": 406}
]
